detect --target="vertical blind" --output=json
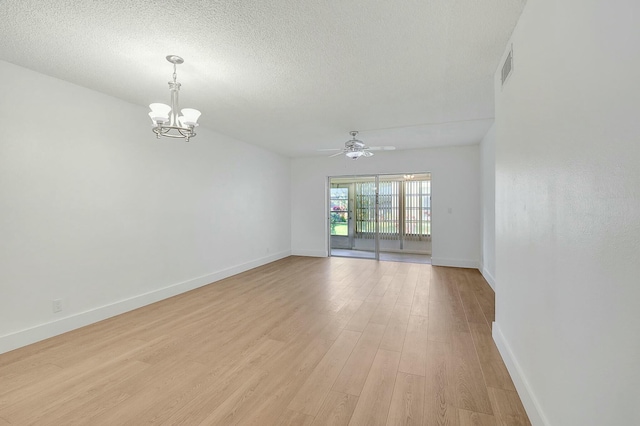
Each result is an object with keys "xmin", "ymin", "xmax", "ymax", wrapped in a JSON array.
[{"xmin": 353, "ymin": 177, "xmax": 431, "ymax": 240}]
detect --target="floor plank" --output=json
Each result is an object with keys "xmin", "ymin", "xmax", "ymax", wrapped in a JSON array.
[
  {"xmin": 379, "ymin": 303, "xmax": 411, "ymax": 352},
  {"xmin": 318, "ymin": 299, "xmax": 364, "ymax": 341},
  {"xmin": 345, "ymin": 298, "xmax": 382, "ymax": 332},
  {"xmin": 311, "ymin": 391, "xmax": 359, "ymax": 426},
  {"xmin": 288, "ymin": 330, "xmax": 361, "ymax": 416},
  {"xmin": 452, "ymin": 332, "xmax": 493, "ymax": 415},
  {"xmin": 424, "ymin": 340, "xmax": 459, "ymax": 426},
  {"xmin": 369, "ymin": 292, "xmax": 400, "ymax": 325},
  {"xmin": 458, "ymin": 289, "xmax": 487, "ymax": 326},
  {"xmin": 398, "ymin": 315, "xmax": 429, "ymax": 376},
  {"xmin": 395, "ymin": 274, "xmax": 417, "ymax": 307},
  {"xmin": 410, "ymin": 268, "xmax": 430, "ymax": 317},
  {"xmin": 488, "ymin": 387, "xmax": 531, "ymax": 426},
  {"xmin": 385, "ymin": 372, "xmax": 424, "ymax": 426},
  {"xmin": 468, "ymin": 323, "xmax": 516, "ymax": 391},
  {"xmin": 332, "ymin": 323, "xmax": 386, "ymax": 396},
  {"xmin": 347, "ymin": 349, "xmax": 401, "ymax": 426},
  {"xmin": 277, "ymin": 410, "xmax": 315, "ymax": 426},
  {"xmin": 458, "ymin": 409, "xmax": 497, "ymax": 426}
]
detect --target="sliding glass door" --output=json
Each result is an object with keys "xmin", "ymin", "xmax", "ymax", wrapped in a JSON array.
[
  {"xmin": 329, "ymin": 175, "xmax": 377, "ymax": 259},
  {"xmin": 328, "ymin": 173, "xmax": 431, "ymax": 263}
]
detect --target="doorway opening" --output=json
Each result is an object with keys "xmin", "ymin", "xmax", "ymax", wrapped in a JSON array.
[{"xmin": 328, "ymin": 173, "xmax": 431, "ymax": 263}]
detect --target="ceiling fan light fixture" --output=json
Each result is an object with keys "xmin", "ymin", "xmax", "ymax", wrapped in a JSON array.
[
  {"xmin": 149, "ymin": 55, "xmax": 201, "ymax": 142},
  {"xmin": 320, "ymin": 130, "xmax": 394, "ymax": 159},
  {"xmin": 346, "ymin": 150, "xmax": 364, "ymax": 159}
]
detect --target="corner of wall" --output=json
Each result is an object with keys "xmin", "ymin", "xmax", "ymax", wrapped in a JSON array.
[
  {"xmin": 492, "ymin": 322, "xmax": 549, "ymax": 426},
  {"xmin": 481, "ymin": 266, "xmax": 496, "ymax": 291}
]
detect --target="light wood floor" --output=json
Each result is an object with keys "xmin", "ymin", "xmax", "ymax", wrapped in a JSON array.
[{"xmin": 0, "ymin": 256, "xmax": 530, "ymax": 425}]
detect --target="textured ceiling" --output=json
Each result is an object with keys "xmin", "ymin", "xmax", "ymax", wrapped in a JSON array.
[{"xmin": 0, "ymin": 0, "xmax": 526, "ymax": 157}]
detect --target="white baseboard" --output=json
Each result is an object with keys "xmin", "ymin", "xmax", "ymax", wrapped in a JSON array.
[
  {"xmin": 0, "ymin": 250, "xmax": 291, "ymax": 355},
  {"xmin": 431, "ymin": 257, "xmax": 479, "ymax": 269},
  {"xmin": 492, "ymin": 322, "xmax": 549, "ymax": 426},
  {"xmin": 291, "ymin": 249, "xmax": 328, "ymax": 257},
  {"xmin": 481, "ymin": 266, "xmax": 496, "ymax": 291}
]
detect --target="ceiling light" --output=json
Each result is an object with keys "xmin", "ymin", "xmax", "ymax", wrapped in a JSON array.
[
  {"xmin": 149, "ymin": 55, "xmax": 201, "ymax": 142},
  {"xmin": 318, "ymin": 131, "xmax": 394, "ymax": 159}
]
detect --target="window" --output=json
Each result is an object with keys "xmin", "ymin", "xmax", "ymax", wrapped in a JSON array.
[
  {"xmin": 377, "ymin": 181, "xmax": 400, "ymax": 237},
  {"xmin": 404, "ymin": 179, "xmax": 431, "ymax": 237},
  {"xmin": 354, "ymin": 182, "xmax": 376, "ymax": 235},
  {"xmin": 330, "ymin": 187, "xmax": 348, "ymax": 236},
  {"xmin": 354, "ymin": 177, "xmax": 431, "ymax": 239}
]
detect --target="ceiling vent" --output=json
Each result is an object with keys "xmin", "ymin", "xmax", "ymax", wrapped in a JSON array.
[{"xmin": 501, "ymin": 45, "xmax": 513, "ymax": 86}]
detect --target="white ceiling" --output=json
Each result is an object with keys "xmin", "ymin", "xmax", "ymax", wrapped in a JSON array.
[{"xmin": 0, "ymin": 0, "xmax": 525, "ymax": 157}]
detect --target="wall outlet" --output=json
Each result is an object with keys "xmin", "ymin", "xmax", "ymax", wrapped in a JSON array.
[{"xmin": 52, "ymin": 299, "xmax": 63, "ymax": 313}]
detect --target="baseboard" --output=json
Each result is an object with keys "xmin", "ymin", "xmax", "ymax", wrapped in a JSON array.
[
  {"xmin": 481, "ymin": 266, "xmax": 496, "ymax": 291},
  {"xmin": 0, "ymin": 250, "xmax": 291, "ymax": 355},
  {"xmin": 431, "ymin": 257, "xmax": 479, "ymax": 268},
  {"xmin": 492, "ymin": 322, "xmax": 550, "ymax": 426},
  {"xmin": 291, "ymin": 249, "xmax": 328, "ymax": 257}
]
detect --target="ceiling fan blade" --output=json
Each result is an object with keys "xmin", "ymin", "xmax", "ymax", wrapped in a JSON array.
[
  {"xmin": 328, "ymin": 151, "xmax": 345, "ymax": 157},
  {"xmin": 316, "ymin": 148, "xmax": 342, "ymax": 152},
  {"xmin": 366, "ymin": 146, "xmax": 396, "ymax": 151}
]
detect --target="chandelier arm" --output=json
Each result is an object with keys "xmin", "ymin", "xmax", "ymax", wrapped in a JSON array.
[
  {"xmin": 152, "ymin": 125, "xmax": 195, "ymax": 139},
  {"xmin": 176, "ymin": 127, "xmax": 194, "ymax": 137}
]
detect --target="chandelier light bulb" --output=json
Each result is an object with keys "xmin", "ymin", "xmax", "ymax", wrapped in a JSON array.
[
  {"xmin": 148, "ymin": 103, "xmax": 171, "ymax": 125},
  {"xmin": 179, "ymin": 108, "xmax": 202, "ymax": 127}
]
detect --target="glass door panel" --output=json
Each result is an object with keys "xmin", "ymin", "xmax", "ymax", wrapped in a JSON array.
[
  {"xmin": 329, "ymin": 176, "xmax": 377, "ymax": 259},
  {"xmin": 329, "ymin": 186, "xmax": 350, "ymax": 249},
  {"xmin": 329, "ymin": 173, "xmax": 431, "ymax": 264}
]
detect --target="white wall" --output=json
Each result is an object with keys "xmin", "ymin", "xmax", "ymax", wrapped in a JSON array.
[
  {"xmin": 0, "ymin": 60, "xmax": 291, "ymax": 354},
  {"xmin": 493, "ymin": 1, "xmax": 640, "ymax": 425},
  {"xmin": 480, "ymin": 124, "xmax": 496, "ymax": 289},
  {"xmin": 291, "ymin": 145, "xmax": 480, "ymax": 267}
]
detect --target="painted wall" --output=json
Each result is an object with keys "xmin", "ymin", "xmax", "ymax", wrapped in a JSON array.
[
  {"xmin": 493, "ymin": 1, "xmax": 640, "ymax": 425},
  {"xmin": 0, "ymin": 60, "xmax": 291, "ymax": 354},
  {"xmin": 480, "ymin": 123, "xmax": 496, "ymax": 289},
  {"xmin": 291, "ymin": 145, "xmax": 480, "ymax": 267}
]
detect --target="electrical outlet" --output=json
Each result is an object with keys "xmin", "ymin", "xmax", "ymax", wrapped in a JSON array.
[{"xmin": 52, "ymin": 299, "xmax": 63, "ymax": 313}]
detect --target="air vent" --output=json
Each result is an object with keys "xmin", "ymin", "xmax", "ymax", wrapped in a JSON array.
[{"xmin": 501, "ymin": 45, "xmax": 513, "ymax": 86}]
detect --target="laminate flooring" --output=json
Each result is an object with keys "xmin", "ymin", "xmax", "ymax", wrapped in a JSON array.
[{"xmin": 0, "ymin": 256, "xmax": 530, "ymax": 425}]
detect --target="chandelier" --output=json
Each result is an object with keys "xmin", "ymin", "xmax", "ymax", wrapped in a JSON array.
[{"xmin": 148, "ymin": 55, "xmax": 201, "ymax": 142}]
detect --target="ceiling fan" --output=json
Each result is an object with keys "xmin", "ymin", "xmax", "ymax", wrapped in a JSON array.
[{"xmin": 318, "ymin": 131, "xmax": 396, "ymax": 160}]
